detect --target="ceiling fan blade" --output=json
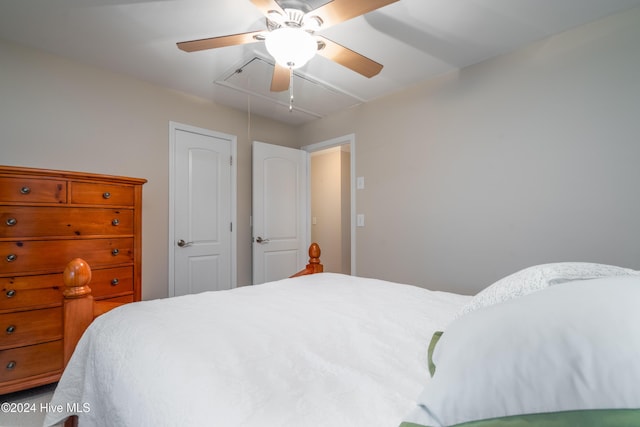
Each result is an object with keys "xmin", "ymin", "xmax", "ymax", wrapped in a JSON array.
[
  {"xmin": 250, "ymin": 0, "xmax": 285, "ymax": 16},
  {"xmin": 316, "ymin": 36, "xmax": 383, "ymax": 78},
  {"xmin": 177, "ymin": 30, "xmax": 264, "ymax": 52},
  {"xmin": 311, "ymin": 0, "xmax": 400, "ymax": 29},
  {"xmin": 271, "ymin": 63, "xmax": 290, "ymax": 92}
]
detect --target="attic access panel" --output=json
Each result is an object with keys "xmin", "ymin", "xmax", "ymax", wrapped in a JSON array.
[
  {"xmin": 275, "ymin": 0, "xmax": 332, "ymax": 13},
  {"xmin": 216, "ymin": 57, "xmax": 363, "ymax": 119}
]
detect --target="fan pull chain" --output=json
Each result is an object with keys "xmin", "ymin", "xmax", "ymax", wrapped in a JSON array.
[{"xmin": 288, "ymin": 66, "xmax": 294, "ymax": 112}]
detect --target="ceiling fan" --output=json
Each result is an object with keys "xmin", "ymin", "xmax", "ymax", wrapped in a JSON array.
[{"xmin": 177, "ymin": 0, "xmax": 400, "ymax": 94}]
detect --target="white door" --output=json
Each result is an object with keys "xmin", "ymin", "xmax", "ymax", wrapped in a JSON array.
[
  {"xmin": 169, "ymin": 122, "xmax": 236, "ymax": 296},
  {"xmin": 252, "ymin": 141, "xmax": 308, "ymax": 284}
]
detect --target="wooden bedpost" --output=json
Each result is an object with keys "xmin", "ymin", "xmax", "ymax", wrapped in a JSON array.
[
  {"xmin": 61, "ymin": 258, "xmax": 127, "ymax": 427},
  {"xmin": 62, "ymin": 258, "xmax": 94, "ymax": 366},
  {"xmin": 290, "ymin": 243, "xmax": 324, "ymax": 277}
]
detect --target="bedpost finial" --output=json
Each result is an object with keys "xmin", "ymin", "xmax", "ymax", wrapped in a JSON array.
[
  {"xmin": 309, "ymin": 242, "xmax": 321, "ymax": 264},
  {"xmin": 63, "ymin": 258, "xmax": 93, "ymax": 298}
]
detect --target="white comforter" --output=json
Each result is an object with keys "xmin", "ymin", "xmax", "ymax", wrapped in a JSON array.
[{"xmin": 44, "ymin": 273, "xmax": 469, "ymax": 427}]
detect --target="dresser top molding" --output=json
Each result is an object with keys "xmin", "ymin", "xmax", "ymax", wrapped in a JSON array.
[{"xmin": 0, "ymin": 165, "xmax": 148, "ymax": 185}]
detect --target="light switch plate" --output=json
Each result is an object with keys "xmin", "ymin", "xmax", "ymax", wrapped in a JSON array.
[
  {"xmin": 357, "ymin": 176, "xmax": 365, "ymax": 190},
  {"xmin": 357, "ymin": 214, "xmax": 365, "ymax": 227}
]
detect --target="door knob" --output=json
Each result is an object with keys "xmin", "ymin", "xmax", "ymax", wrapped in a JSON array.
[
  {"xmin": 255, "ymin": 237, "xmax": 270, "ymax": 244},
  {"xmin": 177, "ymin": 239, "xmax": 193, "ymax": 247}
]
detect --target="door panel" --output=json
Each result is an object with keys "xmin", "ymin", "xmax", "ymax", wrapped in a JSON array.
[
  {"xmin": 185, "ymin": 149, "xmax": 221, "ymax": 243},
  {"xmin": 264, "ymin": 157, "xmax": 299, "ymax": 238},
  {"xmin": 186, "ymin": 254, "xmax": 222, "ymax": 294},
  {"xmin": 264, "ymin": 250, "xmax": 298, "ymax": 282},
  {"xmin": 252, "ymin": 142, "xmax": 307, "ymax": 285}
]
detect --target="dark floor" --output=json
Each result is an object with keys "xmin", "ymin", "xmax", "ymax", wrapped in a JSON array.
[{"xmin": 1, "ymin": 383, "xmax": 60, "ymax": 427}]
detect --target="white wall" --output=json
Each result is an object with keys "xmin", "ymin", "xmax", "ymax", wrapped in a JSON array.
[
  {"xmin": 0, "ymin": 39, "xmax": 298, "ymax": 299},
  {"xmin": 310, "ymin": 148, "xmax": 350, "ymax": 274},
  {"xmin": 340, "ymin": 150, "xmax": 351, "ymax": 274},
  {"xmin": 298, "ymin": 8, "xmax": 640, "ymax": 295}
]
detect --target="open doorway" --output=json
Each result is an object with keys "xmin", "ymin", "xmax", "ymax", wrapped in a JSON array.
[{"xmin": 303, "ymin": 134, "xmax": 355, "ymax": 275}]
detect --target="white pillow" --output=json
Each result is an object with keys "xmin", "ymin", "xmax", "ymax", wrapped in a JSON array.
[
  {"xmin": 457, "ymin": 262, "xmax": 639, "ymax": 318},
  {"xmin": 400, "ymin": 276, "xmax": 640, "ymax": 427}
]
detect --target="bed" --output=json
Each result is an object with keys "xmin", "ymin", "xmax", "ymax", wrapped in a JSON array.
[{"xmin": 44, "ymin": 245, "xmax": 640, "ymax": 427}]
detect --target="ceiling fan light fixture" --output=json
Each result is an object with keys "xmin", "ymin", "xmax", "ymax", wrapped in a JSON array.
[{"xmin": 265, "ymin": 27, "xmax": 317, "ymax": 69}]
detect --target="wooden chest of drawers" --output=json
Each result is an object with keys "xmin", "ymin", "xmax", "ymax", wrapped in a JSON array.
[{"xmin": 0, "ymin": 166, "xmax": 145, "ymax": 394}]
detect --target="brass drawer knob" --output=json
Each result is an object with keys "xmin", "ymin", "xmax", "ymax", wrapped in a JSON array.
[
  {"xmin": 6, "ymin": 325, "xmax": 16, "ymax": 334},
  {"xmin": 112, "ymin": 219, "xmax": 120, "ymax": 226},
  {"xmin": 111, "ymin": 278, "xmax": 119, "ymax": 286},
  {"xmin": 20, "ymin": 186, "xmax": 31, "ymax": 195},
  {"xmin": 6, "ymin": 254, "xmax": 17, "ymax": 262},
  {"xmin": 111, "ymin": 248, "xmax": 119, "ymax": 256},
  {"xmin": 6, "ymin": 361, "xmax": 16, "ymax": 370},
  {"xmin": 6, "ymin": 218, "xmax": 17, "ymax": 226},
  {"xmin": 103, "ymin": 192, "xmax": 111, "ymax": 199},
  {"xmin": 5, "ymin": 289, "xmax": 16, "ymax": 298}
]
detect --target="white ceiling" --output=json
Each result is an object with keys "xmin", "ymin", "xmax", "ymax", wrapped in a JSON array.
[{"xmin": 2, "ymin": 0, "xmax": 640, "ymax": 125}]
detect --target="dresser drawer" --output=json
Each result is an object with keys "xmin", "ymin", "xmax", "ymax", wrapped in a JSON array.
[
  {"xmin": 0, "ymin": 308, "xmax": 62, "ymax": 350},
  {"xmin": 70, "ymin": 182, "xmax": 135, "ymax": 206},
  {"xmin": 0, "ymin": 273, "xmax": 62, "ymax": 312},
  {"xmin": 0, "ymin": 178, "xmax": 66, "ymax": 204},
  {"xmin": 0, "ymin": 206, "xmax": 134, "ymax": 238},
  {"xmin": 91, "ymin": 266, "xmax": 134, "ymax": 299},
  {"xmin": 102, "ymin": 294, "xmax": 134, "ymax": 304},
  {"xmin": 1, "ymin": 238, "xmax": 134, "ymax": 274},
  {"xmin": 0, "ymin": 340, "xmax": 63, "ymax": 383}
]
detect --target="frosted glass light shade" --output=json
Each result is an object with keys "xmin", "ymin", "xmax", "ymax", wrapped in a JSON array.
[{"xmin": 265, "ymin": 27, "xmax": 317, "ymax": 69}]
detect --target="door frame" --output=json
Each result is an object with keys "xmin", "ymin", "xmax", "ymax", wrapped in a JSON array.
[
  {"xmin": 302, "ymin": 133, "xmax": 356, "ymax": 275},
  {"xmin": 168, "ymin": 121, "xmax": 237, "ymax": 296}
]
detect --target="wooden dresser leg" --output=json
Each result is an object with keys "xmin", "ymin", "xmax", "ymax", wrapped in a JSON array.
[{"xmin": 64, "ymin": 415, "xmax": 79, "ymax": 427}]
